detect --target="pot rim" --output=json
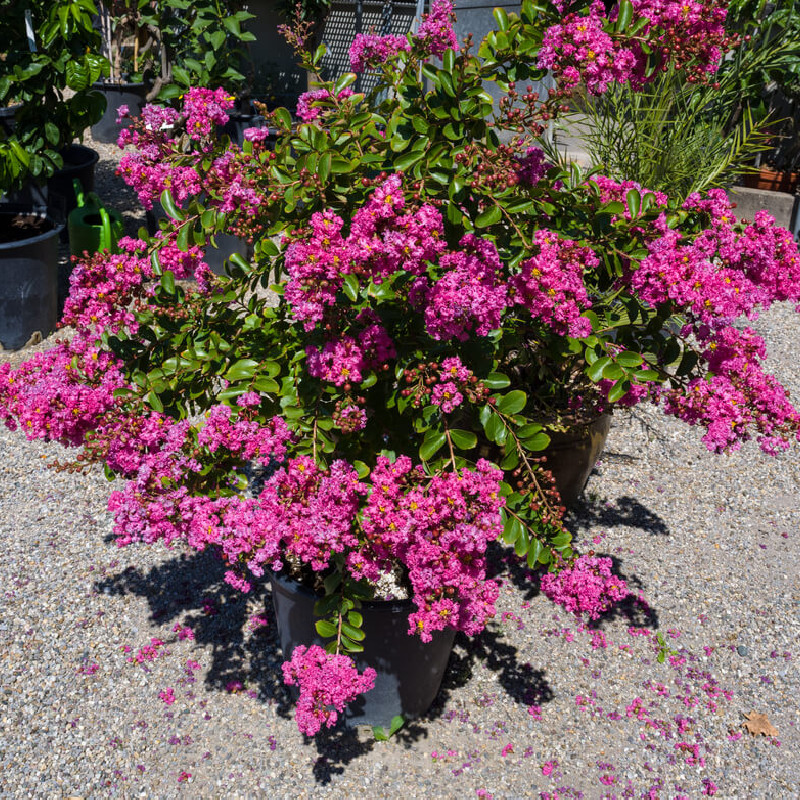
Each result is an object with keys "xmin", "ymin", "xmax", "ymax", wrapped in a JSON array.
[
  {"xmin": 0, "ymin": 206, "xmax": 64, "ymax": 250},
  {"xmin": 269, "ymin": 568, "xmax": 415, "ymax": 613}
]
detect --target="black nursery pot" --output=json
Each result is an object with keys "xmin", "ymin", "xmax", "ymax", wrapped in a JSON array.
[
  {"xmin": 48, "ymin": 144, "xmax": 100, "ymax": 228},
  {"xmin": 541, "ymin": 414, "xmax": 612, "ymax": 506},
  {"xmin": 269, "ymin": 570, "xmax": 456, "ymax": 728},
  {"xmin": 91, "ymin": 81, "xmax": 148, "ymax": 143},
  {"xmin": 0, "ymin": 205, "xmax": 63, "ymax": 350}
]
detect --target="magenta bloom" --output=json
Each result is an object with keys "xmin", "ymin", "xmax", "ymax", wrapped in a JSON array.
[
  {"xmin": 349, "ymin": 33, "xmax": 410, "ymax": 72},
  {"xmin": 540, "ymin": 555, "xmax": 628, "ymax": 619},
  {"xmin": 281, "ymin": 645, "xmax": 376, "ymax": 735}
]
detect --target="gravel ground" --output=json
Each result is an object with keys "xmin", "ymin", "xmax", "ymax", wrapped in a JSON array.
[{"xmin": 0, "ymin": 135, "xmax": 799, "ymax": 798}]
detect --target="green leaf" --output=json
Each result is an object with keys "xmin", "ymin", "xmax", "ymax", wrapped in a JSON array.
[
  {"xmin": 160, "ymin": 189, "xmax": 185, "ymax": 221},
  {"xmin": 497, "ymin": 390, "xmax": 526, "ymax": 415},
  {"xmin": 343, "ymin": 274, "xmax": 359, "ymax": 302},
  {"xmin": 394, "ymin": 150, "xmax": 424, "ymax": 171},
  {"xmin": 586, "ymin": 356, "xmax": 611, "ymax": 383},
  {"xmin": 353, "ymin": 460, "xmax": 370, "ymax": 478},
  {"xmin": 475, "ymin": 205, "xmax": 502, "ymax": 228},
  {"xmin": 485, "ymin": 413, "xmax": 506, "ymax": 445},
  {"xmin": 526, "ymin": 539, "xmax": 542, "ymax": 568},
  {"xmin": 493, "ymin": 7, "xmax": 509, "ymax": 30},
  {"xmin": 253, "ymin": 377, "xmax": 279, "ymax": 393},
  {"xmin": 144, "ymin": 391, "xmax": 163, "ymax": 412},
  {"xmin": 160, "ymin": 270, "xmax": 176, "ymax": 295},
  {"xmin": 616, "ymin": 0, "xmax": 633, "ymax": 32},
  {"xmin": 225, "ymin": 359, "xmax": 259, "ymax": 381},
  {"xmin": 449, "ymin": 429, "xmax": 477, "ymax": 450},
  {"xmin": 484, "ymin": 372, "xmax": 510, "ymax": 389},
  {"xmin": 616, "ymin": 351, "xmax": 644, "ymax": 368},
  {"xmin": 347, "ymin": 610, "xmax": 363, "ymax": 627},
  {"xmin": 503, "ymin": 516, "xmax": 523, "ymax": 545},
  {"xmin": 602, "ymin": 361, "xmax": 624, "ymax": 381},
  {"xmin": 520, "ymin": 432, "xmax": 550, "ymax": 451},
  {"xmin": 607, "ymin": 379, "xmax": 630, "ymax": 403},
  {"xmin": 341, "ymin": 622, "xmax": 365, "ymax": 641},
  {"xmin": 420, "ymin": 430, "xmax": 447, "ymax": 461},
  {"xmin": 176, "ymin": 223, "xmax": 191, "ymax": 252},
  {"xmin": 626, "ymin": 188, "xmax": 641, "ymax": 219},
  {"xmin": 635, "ymin": 369, "xmax": 660, "ymax": 382},
  {"xmin": 318, "ymin": 151, "xmax": 332, "ymax": 184},
  {"xmin": 315, "ymin": 619, "xmax": 338, "ymax": 638},
  {"xmin": 389, "ymin": 715, "xmax": 405, "ymax": 735}
]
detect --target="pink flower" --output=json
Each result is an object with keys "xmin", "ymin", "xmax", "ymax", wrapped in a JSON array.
[
  {"xmin": 159, "ymin": 687, "xmax": 176, "ymax": 705},
  {"xmin": 415, "ymin": 0, "xmax": 457, "ymax": 57},
  {"xmin": 281, "ymin": 645, "xmax": 376, "ymax": 736},
  {"xmin": 540, "ymin": 555, "xmax": 628, "ymax": 619},
  {"xmin": 349, "ymin": 33, "xmax": 410, "ymax": 72}
]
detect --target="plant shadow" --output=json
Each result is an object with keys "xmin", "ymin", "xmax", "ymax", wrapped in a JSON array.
[
  {"xmin": 94, "ymin": 481, "xmax": 667, "ymax": 780},
  {"xmin": 94, "ymin": 544, "xmax": 558, "ymax": 782}
]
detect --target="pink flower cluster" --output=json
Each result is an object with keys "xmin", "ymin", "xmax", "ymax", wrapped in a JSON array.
[
  {"xmin": 431, "ymin": 356, "xmax": 473, "ymax": 413},
  {"xmin": 296, "ymin": 88, "xmax": 354, "ymax": 123},
  {"xmin": 306, "ymin": 323, "xmax": 396, "ymax": 386},
  {"xmin": 106, "ymin": 410, "xmax": 292, "ymax": 560},
  {"xmin": 415, "ymin": 0, "xmax": 458, "ymax": 58},
  {"xmin": 592, "ymin": 175, "xmax": 669, "ymax": 216},
  {"xmin": 510, "ymin": 230, "xmax": 598, "ymax": 338},
  {"xmin": 662, "ymin": 326, "xmax": 800, "ymax": 454},
  {"xmin": 516, "ymin": 147, "xmax": 552, "ymax": 187},
  {"xmin": 182, "ymin": 87, "xmax": 235, "ymax": 140},
  {"xmin": 117, "ymin": 89, "xmax": 262, "ymax": 215},
  {"xmin": 540, "ymin": 554, "xmax": 629, "ymax": 619},
  {"xmin": 538, "ymin": 0, "xmax": 729, "ymax": 95},
  {"xmin": 284, "ymin": 176, "xmax": 445, "ymax": 329},
  {"xmin": 411, "ymin": 234, "xmax": 508, "ymax": 341},
  {"xmin": 281, "ymin": 645, "xmax": 376, "ymax": 736},
  {"xmin": 538, "ymin": 2, "xmax": 638, "ymax": 95},
  {"xmin": 349, "ymin": 33, "xmax": 411, "ymax": 73},
  {"xmin": 358, "ymin": 457, "xmax": 505, "ymax": 641}
]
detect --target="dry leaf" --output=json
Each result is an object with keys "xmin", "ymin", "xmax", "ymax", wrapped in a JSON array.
[{"xmin": 742, "ymin": 711, "xmax": 779, "ymax": 737}]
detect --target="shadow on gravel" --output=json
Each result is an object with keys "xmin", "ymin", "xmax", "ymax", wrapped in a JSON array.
[
  {"xmin": 568, "ymin": 493, "xmax": 670, "ymax": 537},
  {"xmin": 94, "ymin": 545, "xmax": 557, "ymax": 782}
]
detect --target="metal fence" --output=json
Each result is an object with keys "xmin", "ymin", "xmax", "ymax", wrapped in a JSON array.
[{"xmin": 319, "ymin": 0, "xmax": 424, "ymax": 93}]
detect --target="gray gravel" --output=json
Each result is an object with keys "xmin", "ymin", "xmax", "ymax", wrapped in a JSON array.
[{"xmin": 1, "ymin": 136, "xmax": 799, "ymax": 798}]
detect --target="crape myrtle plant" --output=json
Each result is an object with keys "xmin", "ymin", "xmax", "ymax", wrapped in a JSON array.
[{"xmin": 3, "ymin": 0, "xmax": 800, "ymax": 736}]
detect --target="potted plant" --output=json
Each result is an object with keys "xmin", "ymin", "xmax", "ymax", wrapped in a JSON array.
[
  {"xmin": 726, "ymin": 0, "xmax": 800, "ymax": 192},
  {"xmin": 150, "ymin": 0, "xmax": 256, "ymax": 108},
  {"xmin": 3, "ymin": 0, "xmax": 800, "ymax": 734},
  {"xmin": 0, "ymin": 0, "xmax": 107, "ymax": 348},
  {"xmin": 91, "ymin": 0, "xmax": 160, "ymax": 142}
]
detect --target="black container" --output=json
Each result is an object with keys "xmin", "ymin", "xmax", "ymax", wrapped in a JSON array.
[
  {"xmin": 91, "ymin": 81, "xmax": 148, "ymax": 143},
  {"xmin": 269, "ymin": 570, "xmax": 456, "ymax": 728},
  {"xmin": 541, "ymin": 415, "xmax": 612, "ymax": 506},
  {"xmin": 205, "ymin": 233, "xmax": 250, "ymax": 276},
  {"xmin": 48, "ymin": 144, "xmax": 100, "ymax": 231},
  {"xmin": 0, "ymin": 205, "xmax": 63, "ymax": 350},
  {"xmin": 0, "ymin": 103, "xmax": 22, "ymax": 137}
]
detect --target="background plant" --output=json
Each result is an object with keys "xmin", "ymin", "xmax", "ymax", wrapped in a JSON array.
[
  {"xmin": 146, "ymin": 0, "xmax": 257, "ymax": 101},
  {"xmin": 546, "ymin": 23, "xmax": 800, "ymax": 197},
  {"xmin": 0, "ymin": 0, "xmax": 107, "ymax": 193}
]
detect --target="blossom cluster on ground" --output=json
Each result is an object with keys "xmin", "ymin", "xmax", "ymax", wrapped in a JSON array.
[{"xmin": 2, "ymin": 0, "xmax": 800, "ymax": 736}]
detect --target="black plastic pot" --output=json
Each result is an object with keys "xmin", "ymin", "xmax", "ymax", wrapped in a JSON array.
[
  {"xmin": 91, "ymin": 81, "xmax": 148, "ymax": 143},
  {"xmin": 0, "ymin": 205, "xmax": 63, "ymax": 350},
  {"xmin": 48, "ymin": 144, "xmax": 100, "ymax": 233},
  {"xmin": 541, "ymin": 415, "xmax": 612, "ymax": 506},
  {"xmin": 205, "ymin": 233, "xmax": 250, "ymax": 276},
  {"xmin": 269, "ymin": 570, "xmax": 456, "ymax": 728},
  {"xmin": 0, "ymin": 103, "xmax": 22, "ymax": 137}
]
